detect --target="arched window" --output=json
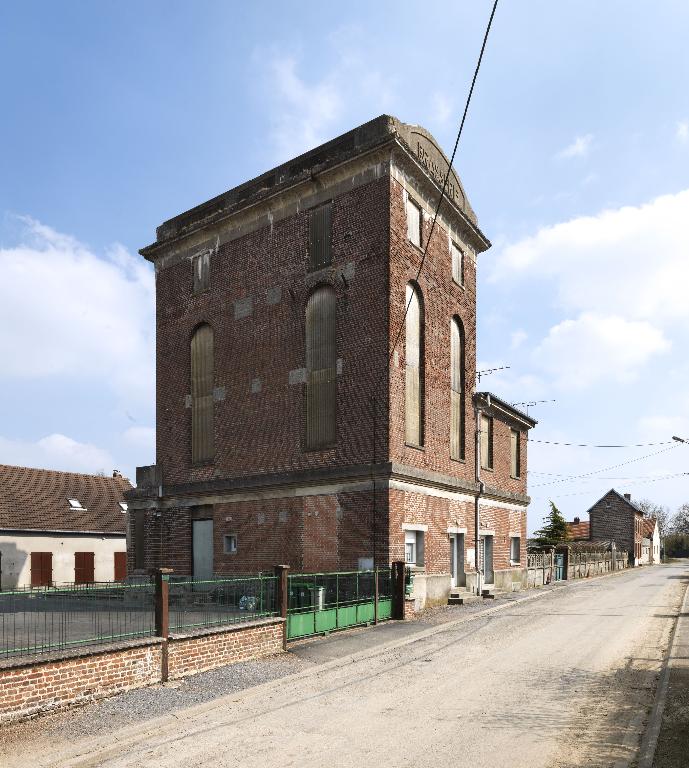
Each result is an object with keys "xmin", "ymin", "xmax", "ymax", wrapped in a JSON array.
[
  {"xmin": 305, "ymin": 286, "xmax": 337, "ymax": 449},
  {"xmin": 405, "ymin": 283, "xmax": 424, "ymax": 446},
  {"xmin": 450, "ymin": 317, "xmax": 466, "ymax": 460},
  {"xmin": 191, "ymin": 324, "xmax": 214, "ymax": 463}
]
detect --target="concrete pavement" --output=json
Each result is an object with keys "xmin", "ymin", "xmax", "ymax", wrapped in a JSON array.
[{"xmin": 2, "ymin": 563, "xmax": 687, "ymax": 768}]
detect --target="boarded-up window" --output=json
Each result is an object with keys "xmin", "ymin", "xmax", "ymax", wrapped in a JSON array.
[
  {"xmin": 114, "ymin": 551, "xmax": 127, "ymax": 581},
  {"xmin": 480, "ymin": 414, "xmax": 493, "ymax": 470},
  {"xmin": 192, "ymin": 251, "xmax": 210, "ymax": 293},
  {"xmin": 407, "ymin": 198, "xmax": 422, "ymax": 247},
  {"xmin": 405, "ymin": 283, "xmax": 424, "ymax": 446},
  {"xmin": 74, "ymin": 552, "xmax": 95, "ymax": 584},
  {"xmin": 510, "ymin": 429, "xmax": 521, "ymax": 478},
  {"xmin": 191, "ymin": 324, "xmax": 214, "ymax": 463},
  {"xmin": 451, "ymin": 242, "xmax": 464, "ymax": 285},
  {"xmin": 309, "ymin": 203, "xmax": 332, "ymax": 270},
  {"xmin": 30, "ymin": 552, "xmax": 52, "ymax": 587},
  {"xmin": 450, "ymin": 317, "xmax": 465, "ymax": 460},
  {"xmin": 305, "ymin": 286, "xmax": 337, "ymax": 448}
]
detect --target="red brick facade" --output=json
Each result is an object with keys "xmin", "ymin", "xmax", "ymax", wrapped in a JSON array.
[
  {"xmin": 588, "ymin": 489, "xmax": 644, "ymax": 565},
  {"xmin": 127, "ymin": 116, "xmax": 536, "ymax": 599}
]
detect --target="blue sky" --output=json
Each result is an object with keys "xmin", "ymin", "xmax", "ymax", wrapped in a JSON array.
[{"xmin": 1, "ymin": 1, "xmax": 688, "ymax": 532}]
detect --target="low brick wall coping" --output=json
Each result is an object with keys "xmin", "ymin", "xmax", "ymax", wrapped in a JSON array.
[
  {"xmin": 0, "ymin": 636, "xmax": 164, "ymax": 673},
  {"xmin": 168, "ymin": 616, "xmax": 284, "ymax": 642}
]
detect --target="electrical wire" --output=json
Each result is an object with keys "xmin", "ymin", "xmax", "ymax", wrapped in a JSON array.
[
  {"xmin": 529, "ymin": 444, "xmax": 681, "ymax": 488},
  {"xmin": 530, "ymin": 472, "xmax": 689, "ymax": 500},
  {"xmin": 386, "ymin": 0, "xmax": 499, "ymax": 372},
  {"xmin": 527, "ymin": 439, "xmax": 675, "ymax": 448}
]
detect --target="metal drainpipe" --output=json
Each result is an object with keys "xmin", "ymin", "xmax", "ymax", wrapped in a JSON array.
[{"xmin": 474, "ymin": 402, "xmax": 483, "ymax": 596}]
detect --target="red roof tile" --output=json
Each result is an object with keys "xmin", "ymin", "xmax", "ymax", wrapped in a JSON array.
[
  {"xmin": 0, "ymin": 465, "xmax": 131, "ymax": 534},
  {"xmin": 642, "ymin": 518, "xmax": 657, "ymax": 538}
]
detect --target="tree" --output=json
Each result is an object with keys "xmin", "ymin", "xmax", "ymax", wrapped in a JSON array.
[
  {"xmin": 533, "ymin": 501, "xmax": 570, "ymax": 545},
  {"xmin": 636, "ymin": 498, "xmax": 672, "ymax": 537},
  {"xmin": 672, "ymin": 503, "xmax": 689, "ymax": 534}
]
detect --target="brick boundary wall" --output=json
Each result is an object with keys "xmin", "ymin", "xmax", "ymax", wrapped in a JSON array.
[{"xmin": 0, "ymin": 618, "xmax": 284, "ymax": 722}]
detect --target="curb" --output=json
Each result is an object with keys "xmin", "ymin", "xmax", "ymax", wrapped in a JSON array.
[{"xmin": 636, "ymin": 566, "xmax": 689, "ymax": 768}]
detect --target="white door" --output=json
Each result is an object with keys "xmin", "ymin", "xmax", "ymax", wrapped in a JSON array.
[{"xmin": 192, "ymin": 519, "xmax": 214, "ymax": 581}]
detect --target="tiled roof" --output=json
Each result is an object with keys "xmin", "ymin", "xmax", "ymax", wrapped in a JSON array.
[
  {"xmin": 0, "ymin": 465, "xmax": 131, "ymax": 534},
  {"xmin": 643, "ymin": 518, "xmax": 657, "ymax": 538},
  {"xmin": 567, "ymin": 520, "xmax": 590, "ymax": 540}
]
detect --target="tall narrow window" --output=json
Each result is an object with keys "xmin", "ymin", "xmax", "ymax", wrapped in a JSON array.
[
  {"xmin": 305, "ymin": 286, "xmax": 337, "ymax": 448},
  {"xmin": 309, "ymin": 203, "xmax": 332, "ymax": 271},
  {"xmin": 192, "ymin": 251, "xmax": 210, "ymax": 294},
  {"xmin": 480, "ymin": 414, "xmax": 493, "ymax": 470},
  {"xmin": 451, "ymin": 242, "xmax": 464, "ymax": 286},
  {"xmin": 510, "ymin": 428, "xmax": 521, "ymax": 478},
  {"xmin": 405, "ymin": 283, "xmax": 424, "ymax": 446},
  {"xmin": 191, "ymin": 324, "xmax": 214, "ymax": 463},
  {"xmin": 407, "ymin": 198, "xmax": 422, "ymax": 247},
  {"xmin": 450, "ymin": 317, "xmax": 466, "ymax": 460}
]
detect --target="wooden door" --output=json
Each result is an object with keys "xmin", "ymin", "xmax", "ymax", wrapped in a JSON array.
[
  {"xmin": 114, "ymin": 551, "xmax": 127, "ymax": 581},
  {"xmin": 74, "ymin": 552, "xmax": 95, "ymax": 584},
  {"xmin": 30, "ymin": 552, "xmax": 52, "ymax": 587}
]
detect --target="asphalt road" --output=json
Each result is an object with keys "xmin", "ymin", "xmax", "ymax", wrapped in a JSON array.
[{"xmin": 4, "ymin": 563, "xmax": 688, "ymax": 768}]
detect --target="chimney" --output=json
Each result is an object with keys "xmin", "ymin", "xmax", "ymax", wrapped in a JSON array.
[
  {"xmin": 112, "ymin": 469, "xmax": 122, "ymax": 478},
  {"xmin": 624, "ymin": 493, "xmax": 631, "ymax": 501},
  {"xmin": 573, "ymin": 516, "xmax": 580, "ymax": 524}
]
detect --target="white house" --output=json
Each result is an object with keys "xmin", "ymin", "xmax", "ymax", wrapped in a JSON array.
[
  {"xmin": 0, "ymin": 465, "xmax": 131, "ymax": 588},
  {"xmin": 641, "ymin": 518, "xmax": 660, "ymax": 565}
]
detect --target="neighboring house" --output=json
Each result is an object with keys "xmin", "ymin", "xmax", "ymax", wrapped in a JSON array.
[
  {"xmin": 0, "ymin": 465, "xmax": 131, "ymax": 588},
  {"xmin": 642, "ymin": 518, "xmax": 660, "ymax": 564},
  {"xmin": 587, "ymin": 489, "xmax": 644, "ymax": 566},
  {"xmin": 566, "ymin": 517, "xmax": 590, "ymax": 541},
  {"xmin": 126, "ymin": 115, "xmax": 537, "ymax": 604}
]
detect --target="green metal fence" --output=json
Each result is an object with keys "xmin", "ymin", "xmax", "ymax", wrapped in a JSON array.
[
  {"xmin": 168, "ymin": 575, "xmax": 279, "ymax": 632},
  {"xmin": 287, "ymin": 569, "xmax": 392, "ymax": 640},
  {"xmin": 0, "ymin": 582, "xmax": 156, "ymax": 659}
]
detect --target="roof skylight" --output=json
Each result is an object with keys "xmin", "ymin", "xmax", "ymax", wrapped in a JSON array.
[{"xmin": 68, "ymin": 498, "xmax": 85, "ymax": 510}]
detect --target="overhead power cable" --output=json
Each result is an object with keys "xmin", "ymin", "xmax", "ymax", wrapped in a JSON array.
[
  {"xmin": 528, "ymin": 439, "xmax": 675, "ymax": 448},
  {"xmin": 530, "ymin": 472, "xmax": 689, "ymax": 500},
  {"xmin": 529, "ymin": 444, "xmax": 681, "ymax": 488},
  {"xmin": 386, "ymin": 0, "xmax": 499, "ymax": 370}
]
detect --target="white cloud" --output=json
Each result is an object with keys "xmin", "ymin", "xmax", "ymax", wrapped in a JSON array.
[
  {"xmin": 123, "ymin": 426, "xmax": 155, "ymax": 452},
  {"xmin": 0, "ymin": 433, "xmax": 114, "ymax": 475},
  {"xmin": 533, "ymin": 312, "xmax": 669, "ymax": 389},
  {"xmin": 0, "ymin": 217, "xmax": 155, "ymax": 406},
  {"xmin": 430, "ymin": 91, "xmax": 453, "ymax": 127},
  {"xmin": 676, "ymin": 121, "xmax": 689, "ymax": 143},
  {"xmin": 492, "ymin": 188, "xmax": 689, "ymax": 324},
  {"xmin": 556, "ymin": 133, "xmax": 594, "ymax": 159},
  {"xmin": 257, "ymin": 30, "xmax": 395, "ymax": 163},
  {"xmin": 510, "ymin": 329, "xmax": 528, "ymax": 349}
]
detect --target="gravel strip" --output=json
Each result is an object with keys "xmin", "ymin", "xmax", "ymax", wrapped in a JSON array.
[{"xmin": 0, "ymin": 652, "xmax": 311, "ymax": 749}]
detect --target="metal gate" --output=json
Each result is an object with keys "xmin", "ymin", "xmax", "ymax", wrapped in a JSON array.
[
  {"xmin": 554, "ymin": 553, "xmax": 565, "ymax": 581},
  {"xmin": 286, "ymin": 569, "xmax": 392, "ymax": 641}
]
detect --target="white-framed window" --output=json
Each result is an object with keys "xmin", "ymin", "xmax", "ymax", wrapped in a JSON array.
[
  {"xmin": 510, "ymin": 536, "xmax": 521, "ymax": 564},
  {"xmin": 224, "ymin": 534, "xmax": 237, "ymax": 554},
  {"xmin": 407, "ymin": 197, "xmax": 422, "ymax": 247},
  {"xmin": 405, "ymin": 530, "xmax": 424, "ymax": 566},
  {"xmin": 451, "ymin": 241, "xmax": 464, "ymax": 286}
]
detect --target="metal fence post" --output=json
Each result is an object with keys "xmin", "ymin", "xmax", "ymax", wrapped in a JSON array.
[
  {"xmin": 374, "ymin": 569, "xmax": 379, "ymax": 625},
  {"xmin": 392, "ymin": 561, "xmax": 406, "ymax": 620},
  {"xmin": 154, "ymin": 568, "xmax": 172, "ymax": 682},
  {"xmin": 274, "ymin": 565, "xmax": 290, "ymax": 649}
]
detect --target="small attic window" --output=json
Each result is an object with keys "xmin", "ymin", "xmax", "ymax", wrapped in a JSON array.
[
  {"xmin": 68, "ymin": 498, "xmax": 85, "ymax": 510},
  {"xmin": 119, "ymin": 502, "xmax": 128, "ymax": 513}
]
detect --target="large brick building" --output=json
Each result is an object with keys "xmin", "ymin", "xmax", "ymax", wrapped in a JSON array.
[{"xmin": 127, "ymin": 115, "xmax": 536, "ymax": 603}]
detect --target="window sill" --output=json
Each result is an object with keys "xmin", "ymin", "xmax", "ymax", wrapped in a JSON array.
[
  {"xmin": 303, "ymin": 443, "xmax": 338, "ymax": 454},
  {"xmin": 405, "ymin": 442, "xmax": 425, "ymax": 451},
  {"xmin": 510, "ymin": 561, "xmax": 521, "ymax": 567},
  {"xmin": 452, "ymin": 278, "xmax": 466, "ymax": 291},
  {"xmin": 481, "ymin": 466, "xmax": 494, "ymax": 473},
  {"xmin": 191, "ymin": 459, "xmax": 215, "ymax": 468},
  {"xmin": 450, "ymin": 457, "xmax": 467, "ymax": 464},
  {"xmin": 510, "ymin": 475, "xmax": 521, "ymax": 480}
]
